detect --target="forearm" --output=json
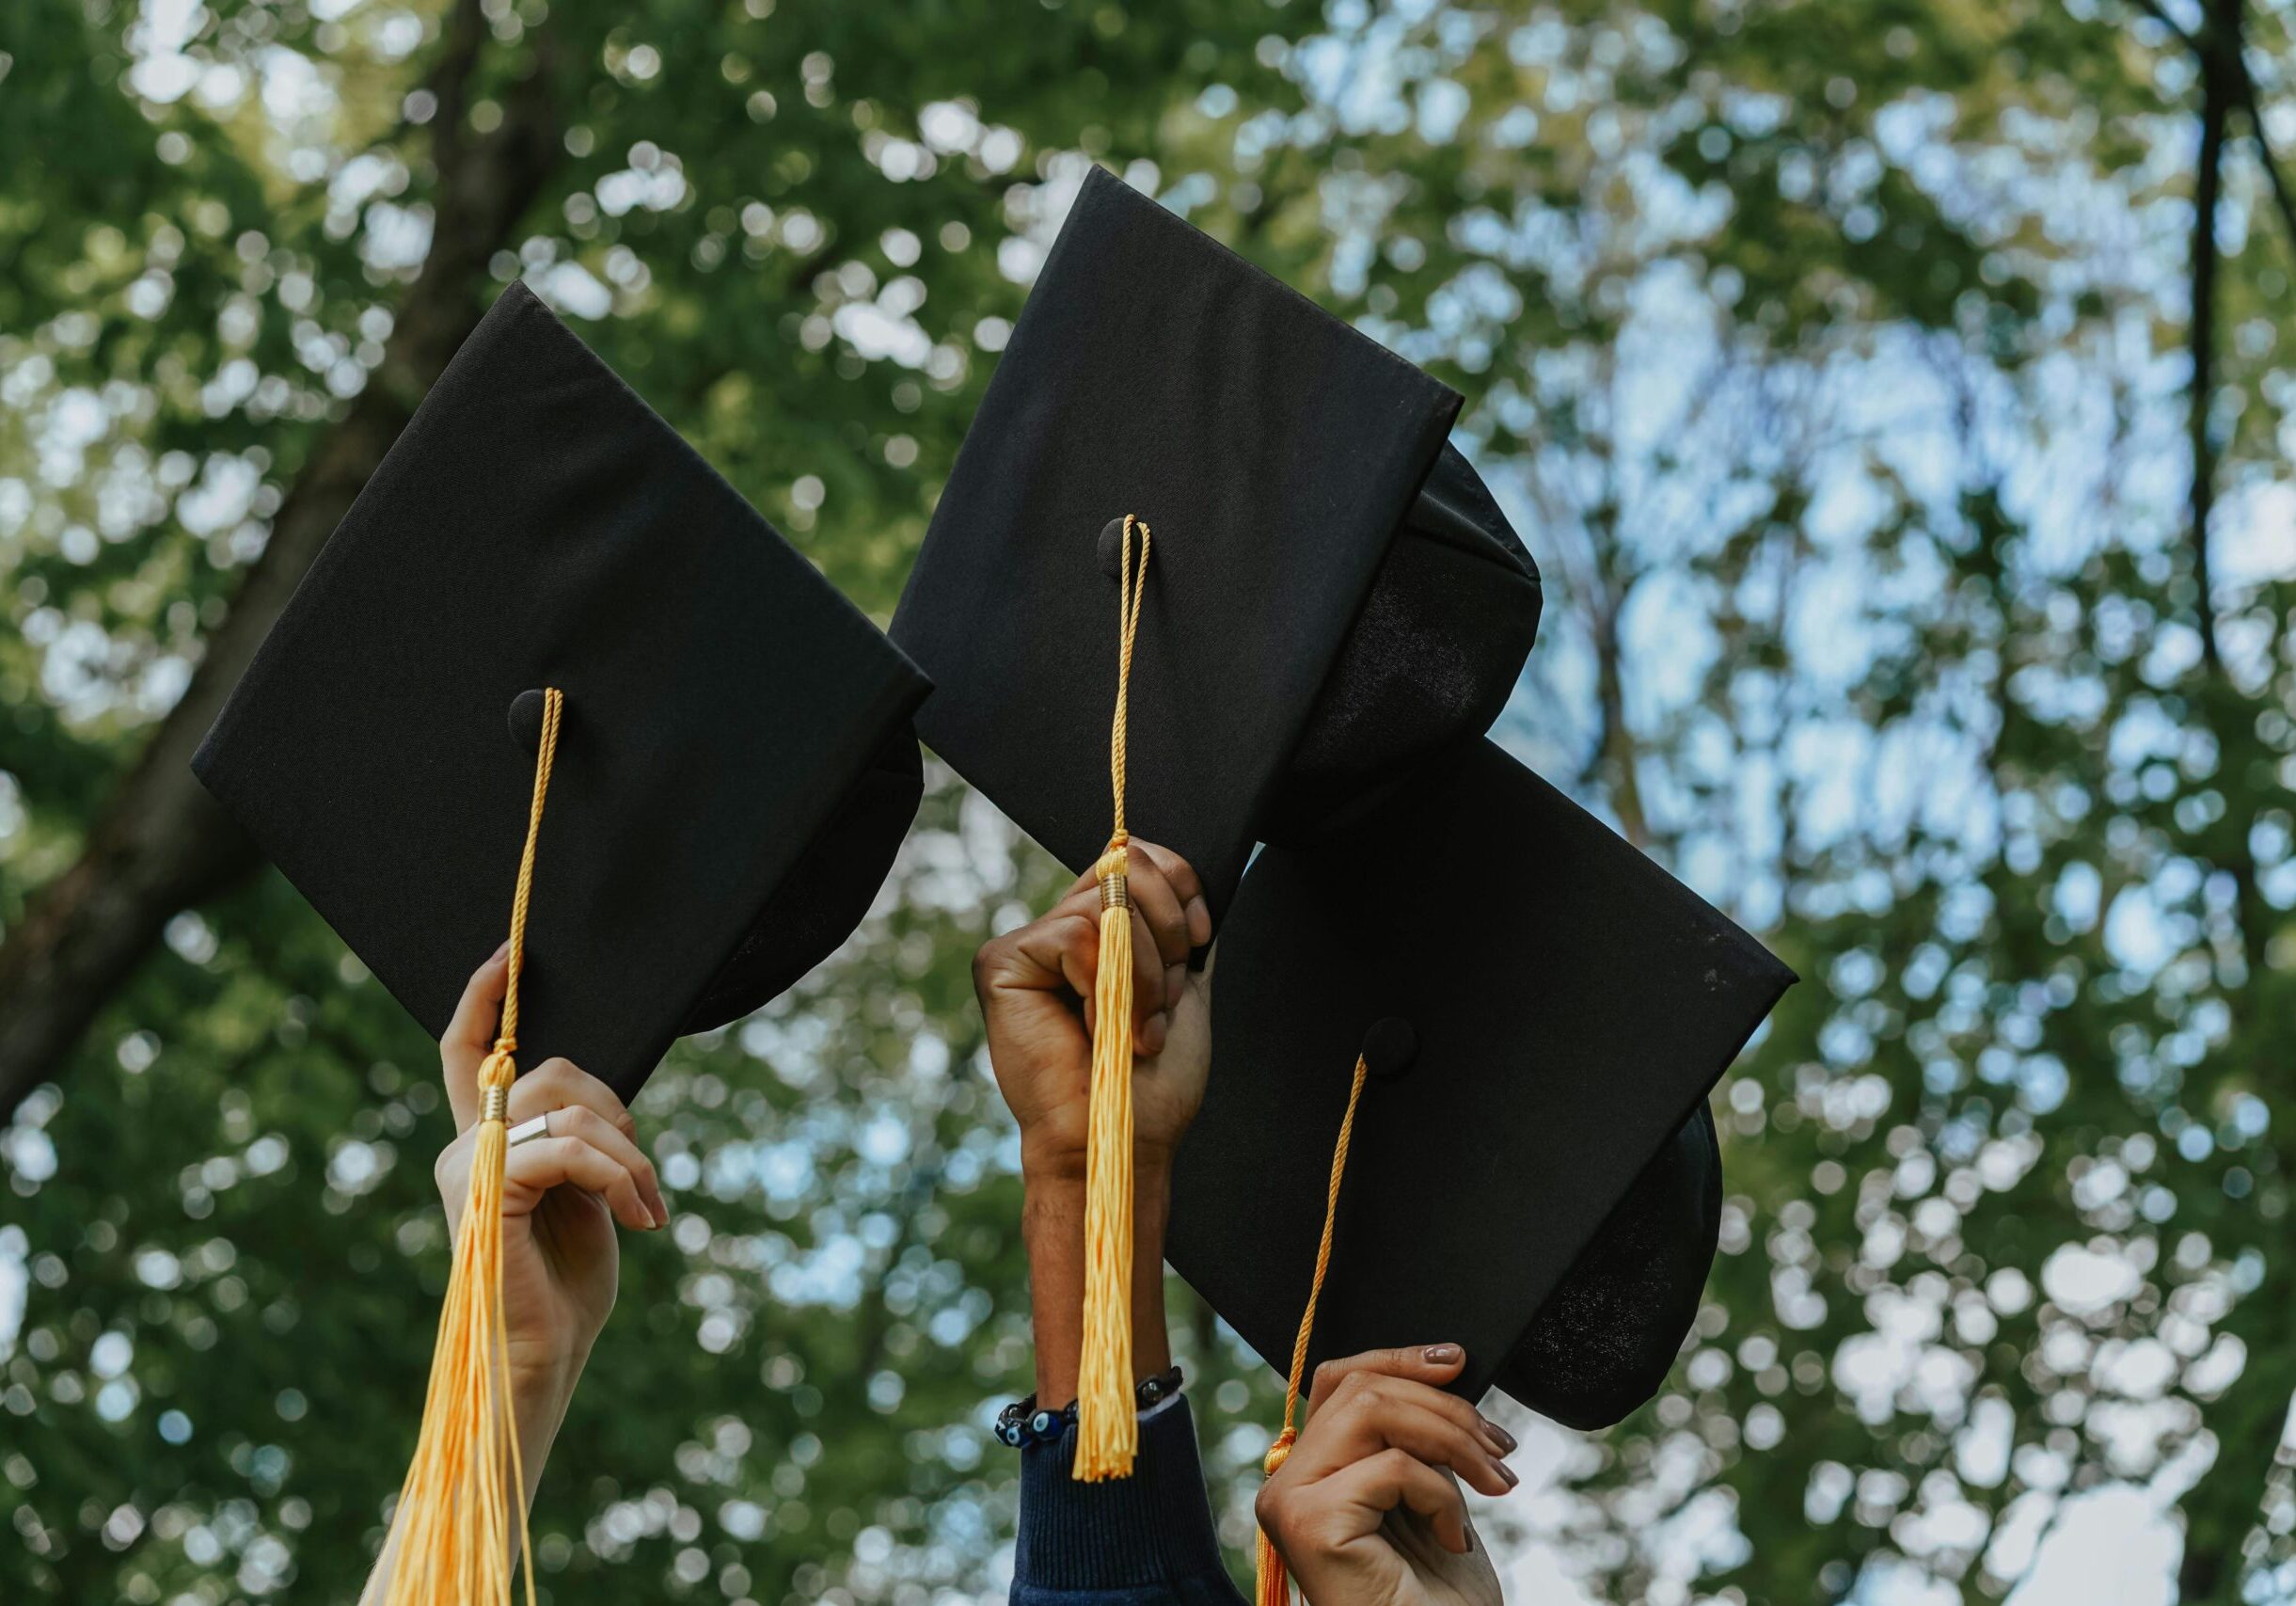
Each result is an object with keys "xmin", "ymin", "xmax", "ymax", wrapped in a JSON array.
[
  {"xmin": 1012, "ymin": 1167, "xmax": 1235, "ymax": 1606},
  {"xmin": 1022, "ymin": 1153, "xmax": 1174, "ymax": 1407},
  {"xmin": 358, "ymin": 1358, "xmax": 582, "ymax": 1601}
]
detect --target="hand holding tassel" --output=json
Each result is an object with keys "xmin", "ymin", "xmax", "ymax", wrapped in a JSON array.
[
  {"xmin": 364, "ymin": 946, "xmax": 668, "ymax": 1605},
  {"xmin": 369, "ymin": 685, "xmax": 569, "ymax": 1606},
  {"xmin": 1251, "ymin": 1345, "xmax": 1514, "ymax": 1606},
  {"xmin": 969, "ymin": 838, "xmax": 1213, "ymax": 1453}
]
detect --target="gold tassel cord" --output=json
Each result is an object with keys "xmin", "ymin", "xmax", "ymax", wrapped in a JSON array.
[
  {"xmin": 1255, "ymin": 1054, "xmax": 1371, "ymax": 1606},
  {"xmin": 379, "ymin": 686, "xmax": 562, "ymax": 1606},
  {"xmin": 1074, "ymin": 515, "xmax": 1152, "ymax": 1481}
]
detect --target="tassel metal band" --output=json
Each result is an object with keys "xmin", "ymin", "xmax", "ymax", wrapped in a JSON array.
[
  {"xmin": 479, "ymin": 1087, "xmax": 510, "ymax": 1124},
  {"xmin": 1099, "ymin": 873, "xmax": 1130, "ymax": 912}
]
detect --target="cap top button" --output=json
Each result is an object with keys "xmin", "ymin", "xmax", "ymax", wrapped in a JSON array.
[
  {"xmin": 1096, "ymin": 517, "xmax": 1134, "ymax": 580},
  {"xmin": 1363, "ymin": 1016, "xmax": 1417, "ymax": 1081},
  {"xmin": 507, "ymin": 688, "xmax": 551, "ymax": 755}
]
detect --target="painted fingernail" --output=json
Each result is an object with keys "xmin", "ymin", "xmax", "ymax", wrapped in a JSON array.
[
  {"xmin": 1423, "ymin": 1344, "xmax": 1463, "ymax": 1365},
  {"xmin": 1498, "ymin": 1459, "xmax": 1519, "ymax": 1487},
  {"xmin": 1481, "ymin": 1416, "xmax": 1517, "ymax": 1454},
  {"xmin": 1185, "ymin": 897, "xmax": 1211, "ymax": 944}
]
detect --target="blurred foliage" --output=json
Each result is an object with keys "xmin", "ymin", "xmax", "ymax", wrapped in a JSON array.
[{"xmin": 5, "ymin": 1, "xmax": 2295, "ymax": 1604}]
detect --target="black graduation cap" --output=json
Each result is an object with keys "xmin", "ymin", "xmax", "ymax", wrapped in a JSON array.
[
  {"xmin": 194, "ymin": 281, "xmax": 931, "ymax": 1097},
  {"xmin": 1166, "ymin": 739, "xmax": 1794, "ymax": 1425},
  {"xmin": 891, "ymin": 165, "xmax": 1541, "ymax": 925}
]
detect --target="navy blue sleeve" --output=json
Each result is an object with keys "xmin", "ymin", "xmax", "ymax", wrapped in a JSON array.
[{"xmin": 1012, "ymin": 1395, "xmax": 1246, "ymax": 1606}]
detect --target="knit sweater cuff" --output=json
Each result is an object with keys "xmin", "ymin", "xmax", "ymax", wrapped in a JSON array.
[{"xmin": 1014, "ymin": 1392, "xmax": 1228, "ymax": 1593}]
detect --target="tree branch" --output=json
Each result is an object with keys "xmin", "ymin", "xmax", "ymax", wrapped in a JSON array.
[
  {"xmin": 2225, "ymin": 50, "xmax": 2296, "ymax": 254},
  {"xmin": 2116, "ymin": 0, "xmax": 2296, "ymax": 256},
  {"xmin": 2184, "ymin": 0, "xmax": 2231, "ymax": 677},
  {"xmin": 0, "ymin": 0, "xmax": 562, "ymax": 1121}
]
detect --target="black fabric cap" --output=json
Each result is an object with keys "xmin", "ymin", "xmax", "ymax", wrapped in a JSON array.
[
  {"xmin": 1165, "ymin": 739, "xmax": 1793, "ymax": 1417},
  {"xmin": 194, "ymin": 282, "xmax": 931, "ymax": 1096},
  {"xmin": 892, "ymin": 167, "xmax": 1539, "ymax": 925}
]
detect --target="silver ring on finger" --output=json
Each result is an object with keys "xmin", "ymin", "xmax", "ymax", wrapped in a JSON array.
[{"xmin": 506, "ymin": 1109, "xmax": 553, "ymax": 1149}]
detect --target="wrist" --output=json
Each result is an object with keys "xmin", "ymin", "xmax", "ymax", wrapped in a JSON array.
[
  {"xmin": 1021, "ymin": 1137, "xmax": 1175, "ymax": 1196},
  {"xmin": 508, "ymin": 1341, "xmax": 588, "ymax": 1434},
  {"xmin": 1021, "ymin": 1160, "xmax": 1173, "ymax": 1259},
  {"xmin": 1018, "ymin": 1129, "xmax": 1088, "ymax": 1186},
  {"xmin": 1134, "ymin": 1133, "xmax": 1187, "ymax": 1176},
  {"xmin": 508, "ymin": 1343, "xmax": 587, "ymax": 1508}
]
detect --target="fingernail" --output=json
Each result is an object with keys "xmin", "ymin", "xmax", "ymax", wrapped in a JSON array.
[
  {"xmin": 1423, "ymin": 1344, "xmax": 1462, "ymax": 1365},
  {"xmin": 1499, "ymin": 1459, "xmax": 1519, "ymax": 1487},
  {"xmin": 490, "ymin": 938, "xmax": 511, "ymax": 962},
  {"xmin": 651, "ymin": 1204, "xmax": 670, "ymax": 1230},
  {"xmin": 1164, "ymin": 963, "xmax": 1186, "ymax": 1009},
  {"xmin": 1481, "ymin": 1416, "xmax": 1517, "ymax": 1454},
  {"xmin": 1185, "ymin": 897, "xmax": 1211, "ymax": 944}
]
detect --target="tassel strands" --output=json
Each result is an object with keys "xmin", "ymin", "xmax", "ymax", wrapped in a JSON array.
[
  {"xmin": 378, "ymin": 687, "xmax": 563, "ymax": 1606},
  {"xmin": 1074, "ymin": 515, "xmax": 1153, "ymax": 1481},
  {"xmin": 1255, "ymin": 1054, "xmax": 1371, "ymax": 1606}
]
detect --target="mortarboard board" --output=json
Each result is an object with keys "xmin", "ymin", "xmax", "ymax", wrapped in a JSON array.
[
  {"xmin": 1165, "ymin": 739, "xmax": 1794, "ymax": 1425},
  {"xmin": 194, "ymin": 280, "xmax": 931, "ymax": 1098},
  {"xmin": 192, "ymin": 282, "xmax": 931, "ymax": 1598},
  {"xmin": 889, "ymin": 166, "xmax": 1540, "ymax": 1476},
  {"xmin": 891, "ymin": 165, "xmax": 1541, "ymax": 926}
]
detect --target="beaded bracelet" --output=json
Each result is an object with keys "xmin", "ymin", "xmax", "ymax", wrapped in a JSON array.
[{"xmin": 996, "ymin": 1367, "xmax": 1184, "ymax": 1448}]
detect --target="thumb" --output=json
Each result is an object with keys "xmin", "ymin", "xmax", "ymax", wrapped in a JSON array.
[{"xmin": 441, "ymin": 942, "xmax": 512, "ymax": 1130}]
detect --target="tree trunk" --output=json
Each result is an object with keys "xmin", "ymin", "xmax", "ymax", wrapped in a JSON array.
[
  {"xmin": 0, "ymin": 2, "xmax": 560, "ymax": 1121},
  {"xmin": 2173, "ymin": 8, "xmax": 2287, "ymax": 1598},
  {"xmin": 2184, "ymin": 0, "xmax": 2227, "ymax": 678}
]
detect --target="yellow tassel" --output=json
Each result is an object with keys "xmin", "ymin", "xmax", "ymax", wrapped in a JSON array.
[
  {"xmin": 1253, "ymin": 1054, "xmax": 1370, "ymax": 1603},
  {"xmin": 379, "ymin": 687, "xmax": 562, "ymax": 1606},
  {"xmin": 1075, "ymin": 839, "xmax": 1137, "ymax": 1479},
  {"xmin": 1075, "ymin": 516, "xmax": 1151, "ymax": 1481},
  {"xmin": 1255, "ymin": 1453, "xmax": 1295, "ymax": 1606}
]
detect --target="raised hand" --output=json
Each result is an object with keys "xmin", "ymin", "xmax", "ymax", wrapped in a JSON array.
[{"xmin": 1256, "ymin": 1345, "xmax": 1512, "ymax": 1606}]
